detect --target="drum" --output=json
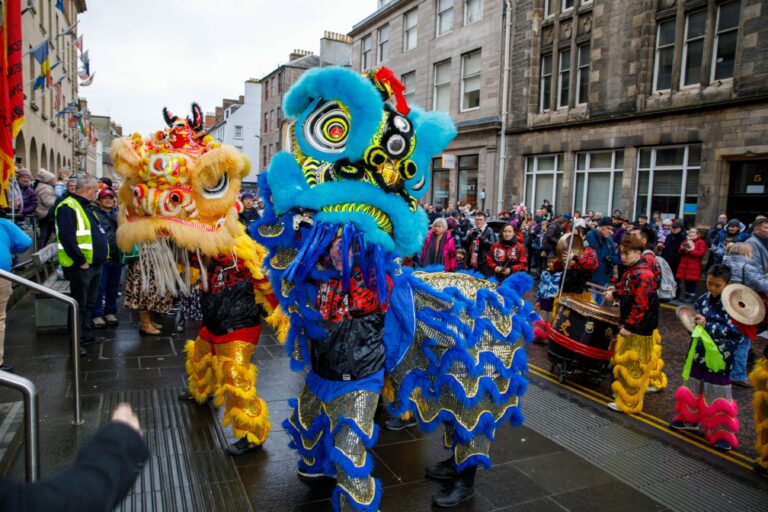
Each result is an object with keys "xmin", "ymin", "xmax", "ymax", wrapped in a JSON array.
[{"xmin": 548, "ymin": 297, "xmax": 620, "ymax": 367}]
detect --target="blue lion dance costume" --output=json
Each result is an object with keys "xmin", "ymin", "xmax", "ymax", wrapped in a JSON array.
[{"xmin": 252, "ymin": 66, "xmax": 537, "ymax": 510}]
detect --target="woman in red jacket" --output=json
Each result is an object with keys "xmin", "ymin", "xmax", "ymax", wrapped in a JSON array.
[
  {"xmin": 487, "ymin": 224, "xmax": 527, "ymax": 282},
  {"xmin": 676, "ymin": 227, "xmax": 706, "ymax": 302},
  {"xmin": 420, "ymin": 217, "xmax": 457, "ymax": 271}
]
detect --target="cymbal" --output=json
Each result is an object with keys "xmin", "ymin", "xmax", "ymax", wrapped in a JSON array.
[
  {"xmin": 721, "ymin": 283, "xmax": 765, "ymax": 326},
  {"xmin": 676, "ymin": 306, "xmax": 697, "ymax": 333}
]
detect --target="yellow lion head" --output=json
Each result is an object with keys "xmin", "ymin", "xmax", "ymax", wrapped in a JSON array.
[{"xmin": 111, "ymin": 104, "xmax": 250, "ymax": 257}]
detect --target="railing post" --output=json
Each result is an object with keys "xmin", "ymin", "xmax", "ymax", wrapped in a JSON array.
[
  {"xmin": 0, "ymin": 269, "xmax": 82, "ymax": 425},
  {"xmin": 0, "ymin": 372, "xmax": 40, "ymax": 482}
]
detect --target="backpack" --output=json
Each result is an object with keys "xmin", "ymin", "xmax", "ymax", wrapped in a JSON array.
[{"xmin": 656, "ymin": 256, "xmax": 677, "ymax": 301}]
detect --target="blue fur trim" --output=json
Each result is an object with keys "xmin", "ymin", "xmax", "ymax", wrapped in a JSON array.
[
  {"xmin": 283, "ymin": 66, "xmax": 383, "ymax": 163},
  {"xmin": 455, "ymin": 453, "xmax": 491, "ymax": 473},
  {"xmin": 305, "ymin": 370, "xmax": 384, "ymax": 402},
  {"xmin": 331, "ymin": 477, "xmax": 382, "ymax": 512}
]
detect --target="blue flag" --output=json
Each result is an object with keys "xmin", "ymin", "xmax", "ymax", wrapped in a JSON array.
[{"xmin": 56, "ymin": 0, "xmax": 65, "ymax": 14}]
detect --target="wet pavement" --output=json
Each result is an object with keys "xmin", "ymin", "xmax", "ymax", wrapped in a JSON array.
[{"xmin": 1, "ymin": 290, "xmax": 767, "ymax": 511}]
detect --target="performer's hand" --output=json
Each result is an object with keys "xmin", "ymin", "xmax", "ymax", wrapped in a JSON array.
[
  {"xmin": 470, "ymin": 254, "xmax": 478, "ymax": 268},
  {"xmin": 495, "ymin": 266, "xmax": 502, "ymax": 273},
  {"xmin": 504, "ymin": 268, "xmax": 511, "ymax": 275},
  {"xmin": 694, "ymin": 314, "xmax": 706, "ymax": 326},
  {"xmin": 80, "ymin": 263, "xmax": 90, "ymax": 269},
  {"xmin": 604, "ymin": 290, "xmax": 614, "ymax": 302},
  {"xmin": 111, "ymin": 403, "xmax": 142, "ymax": 436},
  {"xmin": 619, "ymin": 327, "xmax": 631, "ymax": 338}
]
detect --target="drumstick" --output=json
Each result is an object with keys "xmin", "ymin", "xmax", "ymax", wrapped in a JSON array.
[{"xmin": 587, "ymin": 281, "xmax": 608, "ymax": 292}]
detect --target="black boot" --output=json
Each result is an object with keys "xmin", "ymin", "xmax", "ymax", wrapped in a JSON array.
[
  {"xmin": 433, "ymin": 466, "xmax": 476, "ymax": 507},
  {"xmin": 425, "ymin": 456, "xmax": 457, "ymax": 481},
  {"xmin": 226, "ymin": 437, "xmax": 260, "ymax": 456}
]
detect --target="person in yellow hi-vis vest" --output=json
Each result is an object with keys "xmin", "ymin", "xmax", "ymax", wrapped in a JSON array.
[{"xmin": 54, "ymin": 175, "xmax": 108, "ymax": 356}]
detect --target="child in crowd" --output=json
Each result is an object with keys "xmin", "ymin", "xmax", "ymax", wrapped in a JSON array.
[
  {"xmin": 455, "ymin": 248, "xmax": 468, "ymax": 271},
  {"xmin": 670, "ymin": 264, "xmax": 740, "ymax": 451}
]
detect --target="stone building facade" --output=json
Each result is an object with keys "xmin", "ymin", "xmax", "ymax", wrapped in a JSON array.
[
  {"xmin": 14, "ymin": 0, "xmax": 87, "ymax": 177},
  {"xmin": 505, "ymin": 0, "xmax": 768, "ymax": 226},
  {"xmin": 349, "ymin": 0, "xmax": 506, "ymax": 212}
]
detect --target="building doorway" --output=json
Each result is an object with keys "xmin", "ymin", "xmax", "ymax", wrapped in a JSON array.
[{"xmin": 727, "ymin": 160, "xmax": 768, "ymax": 225}]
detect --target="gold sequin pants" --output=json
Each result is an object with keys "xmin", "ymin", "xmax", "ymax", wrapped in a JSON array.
[
  {"xmin": 285, "ymin": 384, "xmax": 381, "ymax": 512},
  {"xmin": 184, "ymin": 338, "xmax": 270, "ymax": 445},
  {"xmin": 610, "ymin": 332, "xmax": 656, "ymax": 414},
  {"xmin": 750, "ymin": 357, "xmax": 768, "ymax": 469}
]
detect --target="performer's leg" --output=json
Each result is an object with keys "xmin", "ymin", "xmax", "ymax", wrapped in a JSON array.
[
  {"xmin": 284, "ymin": 384, "xmax": 335, "ymax": 479},
  {"xmin": 648, "ymin": 329, "xmax": 668, "ymax": 391},
  {"xmin": 431, "ymin": 425, "xmax": 487, "ymax": 507},
  {"xmin": 214, "ymin": 341, "xmax": 271, "ymax": 449},
  {"xmin": 610, "ymin": 332, "xmax": 655, "ymax": 413},
  {"xmin": 183, "ymin": 337, "xmax": 215, "ymax": 402},
  {"xmin": 700, "ymin": 382, "xmax": 739, "ymax": 450},
  {"xmin": 749, "ymin": 358, "xmax": 768, "ymax": 470},
  {"xmin": 326, "ymin": 390, "xmax": 381, "ymax": 512},
  {"xmin": 670, "ymin": 377, "xmax": 702, "ymax": 429}
]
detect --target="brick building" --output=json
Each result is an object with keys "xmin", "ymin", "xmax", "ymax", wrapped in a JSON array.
[
  {"xmin": 259, "ymin": 32, "xmax": 352, "ymax": 173},
  {"xmin": 349, "ymin": 0, "xmax": 506, "ymax": 212},
  {"xmin": 505, "ymin": 0, "xmax": 768, "ymax": 225}
]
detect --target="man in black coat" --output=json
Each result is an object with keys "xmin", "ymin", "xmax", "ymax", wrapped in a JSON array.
[
  {"xmin": 0, "ymin": 403, "xmax": 148, "ymax": 511},
  {"xmin": 661, "ymin": 220, "xmax": 686, "ymax": 276},
  {"xmin": 463, "ymin": 211, "xmax": 497, "ymax": 277}
]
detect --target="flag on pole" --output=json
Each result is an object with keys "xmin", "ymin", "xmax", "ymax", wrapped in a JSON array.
[
  {"xmin": 53, "ymin": 82, "xmax": 62, "ymax": 111},
  {"xmin": 30, "ymin": 40, "xmax": 51, "ymax": 90},
  {"xmin": 56, "ymin": 0, "xmax": 65, "ymax": 15},
  {"xmin": 56, "ymin": 21, "xmax": 77, "ymax": 39},
  {"xmin": 74, "ymin": 35, "xmax": 83, "ymax": 52},
  {"xmin": 80, "ymin": 49, "xmax": 89, "ymax": 76},
  {"xmin": 1, "ymin": 0, "xmax": 24, "ymax": 207},
  {"xmin": 78, "ymin": 70, "xmax": 89, "ymax": 81},
  {"xmin": 80, "ymin": 73, "xmax": 95, "ymax": 87}
]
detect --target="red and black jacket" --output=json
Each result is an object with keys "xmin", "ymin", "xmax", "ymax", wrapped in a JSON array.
[{"xmin": 615, "ymin": 258, "xmax": 659, "ymax": 336}]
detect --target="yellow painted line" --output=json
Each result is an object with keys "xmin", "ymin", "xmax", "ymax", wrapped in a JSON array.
[{"xmin": 528, "ymin": 363, "xmax": 758, "ymax": 471}]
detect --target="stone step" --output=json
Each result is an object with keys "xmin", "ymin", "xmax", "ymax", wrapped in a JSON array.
[{"xmin": 0, "ymin": 401, "xmax": 24, "ymax": 476}]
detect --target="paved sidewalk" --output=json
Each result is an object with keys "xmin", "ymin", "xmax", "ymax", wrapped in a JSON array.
[{"xmin": 0, "ymin": 294, "xmax": 766, "ymax": 511}]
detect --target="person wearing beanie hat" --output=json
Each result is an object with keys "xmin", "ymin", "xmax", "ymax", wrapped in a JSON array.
[
  {"xmin": 33, "ymin": 169, "xmax": 58, "ymax": 246},
  {"xmin": 238, "ymin": 191, "xmax": 260, "ymax": 231},
  {"xmin": 14, "ymin": 168, "xmax": 37, "ymax": 217},
  {"xmin": 714, "ymin": 218, "xmax": 748, "ymax": 264},
  {"xmin": 661, "ymin": 220, "xmax": 686, "ymax": 278}
]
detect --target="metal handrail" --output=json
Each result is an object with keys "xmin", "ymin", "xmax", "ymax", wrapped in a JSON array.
[
  {"xmin": 0, "ymin": 372, "xmax": 40, "ymax": 482},
  {"xmin": 0, "ymin": 269, "xmax": 82, "ymax": 425}
]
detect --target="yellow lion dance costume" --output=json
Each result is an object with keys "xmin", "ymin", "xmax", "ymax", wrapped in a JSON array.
[{"xmin": 112, "ymin": 104, "xmax": 287, "ymax": 454}]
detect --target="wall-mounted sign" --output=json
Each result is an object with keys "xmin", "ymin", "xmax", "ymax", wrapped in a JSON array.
[
  {"xmin": 746, "ymin": 184, "xmax": 765, "ymax": 194},
  {"xmin": 441, "ymin": 154, "xmax": 457, "ymax": 169}
]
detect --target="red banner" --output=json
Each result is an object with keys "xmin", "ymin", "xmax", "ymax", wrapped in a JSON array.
[{"xmin": 1, "ymin": 0, "xmax": 24, "ymax": 208}]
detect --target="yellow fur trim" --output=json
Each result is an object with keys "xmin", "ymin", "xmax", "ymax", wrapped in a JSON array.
[
  {"xmin": 265, "ymin": 306, "xmax": 290, "ymax": 344},
  {"xmin": 223, "ymin": 401, "xmax": 271, "ymax": 446},
  {"xmin": 381, "ymin": 377, "xmax": 395, "ymax": 402},
  {"xmin": 184, "ymin": 340, "xmax": 215, "ymax": 403},
  {"xmin": 648, "ymin": 329, "xmax": 668, "ymax": 389},
  {"xmin": 610, "ymin": 333, "xmax": 656, "ymax": 414},
  {"xmin": 110, "ymin": 138, "xmax": 142, "ymax": 179},
  {"xmin": 212, "ymin": 360, "xmax": 259, "ymax": 404},
  {"xmin": 750, "ymin": 359, "xmax": 768, "ymax": 468}
]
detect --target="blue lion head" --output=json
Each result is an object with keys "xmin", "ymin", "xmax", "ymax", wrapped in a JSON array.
[{"xmin": 264, "ymin": 66, "xmax": 456, "ymax": 256}]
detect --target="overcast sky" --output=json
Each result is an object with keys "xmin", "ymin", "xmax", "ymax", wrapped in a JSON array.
[{"xmin": 78, "ymin": 0, "xmax": 377, "ymax": 135}]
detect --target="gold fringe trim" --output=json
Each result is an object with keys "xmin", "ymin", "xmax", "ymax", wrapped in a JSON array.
[
  {"xmin": 223, "ymin": 400, "xmax": 271, "ymax": 446},
  {"xmin": 184, "ymin": 339, "xmax": 215, "ymax": 402}
]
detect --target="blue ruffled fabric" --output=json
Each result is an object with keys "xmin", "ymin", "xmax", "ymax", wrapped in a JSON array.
[{"xmin": 388, "ymin": 270, "xmax": 536, "ymax": 447}]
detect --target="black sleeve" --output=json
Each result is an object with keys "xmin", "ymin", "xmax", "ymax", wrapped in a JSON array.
[
  {"xmin": 0, "ymin": 422, "xmax": 149, "ymax": 512},
  {"xmin": 55, "ymin": 205, "xmax": 86, "ymax": 267}
]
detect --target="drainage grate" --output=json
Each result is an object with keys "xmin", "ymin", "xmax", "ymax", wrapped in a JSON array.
[
  {"xmin": 101, "ymin": 388, "xmax": 251, "ymax": 512},
  {"xmin": 524, "ymin": 380, "xmax": 768, "ymax": 511}
]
